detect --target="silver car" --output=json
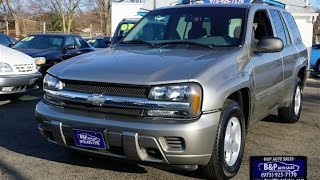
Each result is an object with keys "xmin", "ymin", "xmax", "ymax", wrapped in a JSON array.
[{"xmin": 35, "ymin": 3, "xmax": 307, "ymax": 179}]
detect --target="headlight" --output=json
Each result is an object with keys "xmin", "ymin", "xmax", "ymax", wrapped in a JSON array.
[
  {"xmin": 43, "ymin": 74, "xmax": 63, "ymax": 91},
  {"xmin": 34, "ymin": 57, "xmax": 46, "ymax": 65},
  {"xmin": 147, "ymin": 83, "xmax": 202, "ymax": 118},
  {"xmin": 0, "ymin": 62, "xmax": 13, "ymax": 73}
]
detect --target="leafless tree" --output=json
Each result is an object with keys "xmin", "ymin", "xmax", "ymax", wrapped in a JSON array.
[
  {"xmin": 3, "ymin": 0, "xmax": 28, "ymax": 37},
  {"xmin": 95, "ymin": 0, "xmax": 111, "ymax": 36},
  {"xmin": 49, "ymin": 0, "xmax": 81, "ymax": 33}
]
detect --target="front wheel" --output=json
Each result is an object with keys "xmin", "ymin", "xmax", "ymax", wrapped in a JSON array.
[
  {"xmin": 201, "ymin": 100, "xmax": 246, "ymax": 180},
  {"xmin": 278, "ymin": 78, "xmax": 303, "ymax": 123}
]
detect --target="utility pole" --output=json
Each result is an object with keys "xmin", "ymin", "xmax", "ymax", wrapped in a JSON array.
[
  {"xmin": 4, "ymin": 16, "xmax": 9, "ymax": 35},
  {"xmin": 6, "ymin": 20, "xmax": 9, "ymax": 35},
  {"xmin": 43, "ymin": 22, "xmax": 46, "ymax": 33},
  {"xmin": 90, "ymin": 24, "xmax": 92, "ymax": 38}
]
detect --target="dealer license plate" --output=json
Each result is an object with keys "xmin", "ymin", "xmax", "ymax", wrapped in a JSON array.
[{"xmin": 73, "ymin": 129, "xmax": 106, "ymax": 149}]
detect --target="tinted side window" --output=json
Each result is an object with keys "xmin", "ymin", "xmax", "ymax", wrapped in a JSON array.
[
  {"xmin": 270, "ymin": 10, "xmax": 288, "ymax": 45},
  {"xmin": 65, "ymin": 37, "xmax": 76, "ymax": 47},
  {"xmin": 283, "ymin": 12, "xmax": 302, "ymax": 43},
  {"xmin": 253, "ymin": 11, "xmax": 274, "ymax": 41},
  {"xmin": 0, "ymin": 36, "xmax": 11, "ymax": 46}
]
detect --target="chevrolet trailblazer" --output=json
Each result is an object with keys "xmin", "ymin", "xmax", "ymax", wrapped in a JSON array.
[{"xmin": 35, "ymin": 2, "xmax": 307, "ymax": 179}]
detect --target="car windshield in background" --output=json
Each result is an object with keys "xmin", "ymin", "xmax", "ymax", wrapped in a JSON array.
[
  {"xmin": 116, "ymin": 22, "xmax": 136, "ymax": 36},
  {"xmin": 123, "ymin": 7, "xmax": 246, "ymax": 47},
  {"xmin": 13, "ymin": 36, "xmax": 63, "ymax": 50}
]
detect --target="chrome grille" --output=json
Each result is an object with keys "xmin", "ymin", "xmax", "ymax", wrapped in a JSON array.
[
  {"xmin": 14, "ymin": 64, "xmax": 35, "ymax": 73},
  {"xmin": 63, "ymin": 80, "xmax": 148, "ymax": 97},
  {"xmin": 64, "ymin": 101, "xmax": 143, "ymax": 116}
]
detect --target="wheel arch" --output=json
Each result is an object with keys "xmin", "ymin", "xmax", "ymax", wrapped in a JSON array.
[
  {"xmin": 226, "ymin": 88, "xmax": 251, "ymax": 130},
  {"xmin": 297, "ymin": 66, "xmax": 307, "ymax": 88}
]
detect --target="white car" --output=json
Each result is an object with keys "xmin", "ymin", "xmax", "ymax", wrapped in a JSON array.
[{"xmin": 0, "ymin": 45, "xmax": 41, "ymax": 95}]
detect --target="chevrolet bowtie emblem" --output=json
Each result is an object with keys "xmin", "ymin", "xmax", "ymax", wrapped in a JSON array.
[{"xmin": 87, "ymin": 95, "xmax": 105, "ymax": 106}]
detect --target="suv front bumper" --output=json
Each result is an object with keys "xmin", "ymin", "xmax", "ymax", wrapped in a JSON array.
[
  {"xmin": 35, "ymin": 101, "xmax": 221, "ymax": 165},
  {"xmin": 0, "ymin": 72, "xmax": 41, "ymax": 94}
]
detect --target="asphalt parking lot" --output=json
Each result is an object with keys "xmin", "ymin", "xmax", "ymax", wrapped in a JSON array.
[{"xmin": 0, "ymin": 78, "xmax": 319, "ymax": 180}]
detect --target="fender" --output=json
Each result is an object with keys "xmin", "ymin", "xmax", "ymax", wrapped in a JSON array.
[{"xmin": 200, "ymin": 71, "xmax": 253, "ymax": 113}]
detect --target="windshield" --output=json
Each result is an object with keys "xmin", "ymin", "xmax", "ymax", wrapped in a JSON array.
[
  {"xmin": 123, "ymin": 7, "xmax": 246, "ymax": 47},
  {"xmin": 13, "ymin": 35, "xmax": 64, "ymax": 50}
]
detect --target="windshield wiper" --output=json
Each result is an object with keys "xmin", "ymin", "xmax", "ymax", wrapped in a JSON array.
[
  {"xmin": 120, "ymin": 40, "xmax": 155, "ymax": 47},
  {"xmin": 155, "ymin": 41, "xmax": 214, "ymax": 49}
]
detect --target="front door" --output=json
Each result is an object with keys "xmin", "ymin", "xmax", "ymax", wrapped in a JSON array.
[{"xmin": 250, "ymin": 10, "xmax": 284, "ymax": 121}]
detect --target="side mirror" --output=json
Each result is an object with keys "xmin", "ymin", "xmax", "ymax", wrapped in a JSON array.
[
  {"xmin": 65, "ymin": 45, "xmax": 76, "ymax": 50},
  {"xmin": 254, "ymin": 37, "xmax": 283, "ymax": 53},
  {"xmin": 111, "ymin": 36, "xmax": 124, "ymax": 45},
  {"xmin": 8, "ymin": 43, "xmax": 14, "ymax": 47}
]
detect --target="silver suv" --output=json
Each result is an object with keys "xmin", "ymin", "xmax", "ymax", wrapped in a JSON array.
[{"xmin": 35, "ymin": 3, "xmax": 307, "ymax": 179}]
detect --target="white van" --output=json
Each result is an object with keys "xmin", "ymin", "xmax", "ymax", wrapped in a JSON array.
[{"xmin": 0, "ymin": 45, "xmax": 41, "ymax": 94}]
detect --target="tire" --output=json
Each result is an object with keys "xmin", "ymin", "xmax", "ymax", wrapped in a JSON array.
[
  {"xmin": 278, "ymin": 78, "xmax": 303, "ymax": 123},
  {"xmin": 201, "ymin": 100, "xmax": 246, "ymax": 180},
  {"xmin": 315, "ymin": 60, "xmax": 320, "ymax": 72}
]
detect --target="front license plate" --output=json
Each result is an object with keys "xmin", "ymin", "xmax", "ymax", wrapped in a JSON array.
[{"xmin": 73, "ymin": 129, "xmax": 106, "ymax": 149}]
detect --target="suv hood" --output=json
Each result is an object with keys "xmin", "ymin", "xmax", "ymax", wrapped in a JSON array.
[{"xmin": 49, "ymin": 46, "xmax": 233, "ymax": 85}]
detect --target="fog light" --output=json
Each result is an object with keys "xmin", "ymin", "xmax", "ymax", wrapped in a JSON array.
[
  {"xmin": 146, "ymin": 110, "xmax": 188, "ymax": 118},
  {"xmin": 1, "ymin": 86, "xmax": 14, "ymax": 92}
]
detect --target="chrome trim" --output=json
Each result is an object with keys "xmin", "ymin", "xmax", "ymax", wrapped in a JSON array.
[{"xmin": 45, "ymin": 90, "xmax": 190, "ymax": 110}]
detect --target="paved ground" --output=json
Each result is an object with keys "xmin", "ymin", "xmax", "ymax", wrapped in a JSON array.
[{"xmin": 0, "ymin": 78, "xmax": 319, "ymax": 180}]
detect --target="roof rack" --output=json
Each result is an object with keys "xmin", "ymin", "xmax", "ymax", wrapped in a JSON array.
[
  {"xmin": 252, "ymin": 0, "xmax": 286, "ymax": 9},
  {"xmin": 175, "ymin": 0, "xmax": 286, "ymax": 9}
]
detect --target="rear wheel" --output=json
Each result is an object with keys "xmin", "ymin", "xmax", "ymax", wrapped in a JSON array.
[
  {"xmin": 278, "ymin": 78, "xmax": 303, "ymax": 123},
  {"xmin": 201, "ymin": 100, "xmax": 245, "ymax": 180}
]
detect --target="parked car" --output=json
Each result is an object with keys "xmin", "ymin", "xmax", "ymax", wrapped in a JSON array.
[
  {"xmin": 112, "ymin": 18, "xmax": 139, "ymax": 45},
  {"xmin": 114, "ymin": 18, "xmax": 139, "ymax": 37},
  {"xmin": 85, "ymin": 37, "xmax": 112, "ymax": 48},
  {"xmin": 12, "ymin": 34, "xmax": 95, "ymax": 75},
  {"xmin": 311, "ymin": 44, "xmax": 320, "ymax": 72},
  {"xmin": 35, "ymin": 3, "xmax": 307, "ymax": 180},
  {"xmin": 0, "ymin": 45, "xmax": 41, "ymax": 95},
  {"xmin": 0, "ymin": 33, "xmax": 17, "ymax": 47}
]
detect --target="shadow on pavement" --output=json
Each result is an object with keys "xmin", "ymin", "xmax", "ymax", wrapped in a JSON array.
[{"xmin": 0, "ymin": 159, "xmax": 27, "ymax": 180}]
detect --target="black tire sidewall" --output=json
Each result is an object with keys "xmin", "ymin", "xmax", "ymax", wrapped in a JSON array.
[{"xmin": 215, "ymin": 101, "xmax": 246, "ymax": 178}]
